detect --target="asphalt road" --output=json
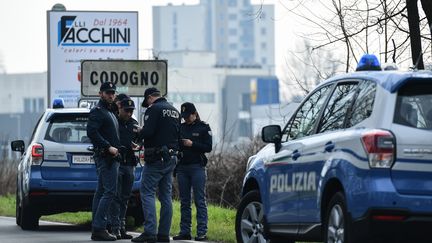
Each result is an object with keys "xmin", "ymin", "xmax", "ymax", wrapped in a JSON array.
[{"xmin": 0, "ymin": 216, "xmax": 201, "ymax": 243}]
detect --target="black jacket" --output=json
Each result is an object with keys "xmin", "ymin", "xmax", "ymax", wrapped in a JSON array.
[
  {"xmin": 139, "ymin": 97, "xmax": 180, "ymax": 150},
  {"xmin": 87, "ymin": 100, "xmax": 121, "ymax": 150},
  {"xmin": 179, "ymin": 120, "xmax": 212, "ymax": 165},
  {"xmin": 119, "ymin": 117, "xmax": 139, "ymax": 166}
]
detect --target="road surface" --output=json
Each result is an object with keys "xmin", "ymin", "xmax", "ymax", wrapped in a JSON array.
[{"xmin": 0, "ymin": 216, "xmax": 201, "ymax": 243}]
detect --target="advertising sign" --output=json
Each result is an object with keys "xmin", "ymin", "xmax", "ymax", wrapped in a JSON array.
[
  {"xmin": 47, "ymin": 11, "xmax": 138, "ymax": 107},
  {"xmin": 81, "ymin": 60, "xmax": 167, "ymax": 97}
]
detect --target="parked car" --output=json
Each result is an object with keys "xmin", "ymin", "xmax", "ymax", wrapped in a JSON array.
[
  {"xmin": 235, "ymin": 55, "xmax": 432, "ymax": 243},
  {"xmin": 11, "ymin": 103, "xmax": 143, "ymax": 230}
]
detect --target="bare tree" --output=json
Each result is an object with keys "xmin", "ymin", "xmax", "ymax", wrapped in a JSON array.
[
  {"xmin": 282, "ymin": 39, "xmax": 340, "ymax": 98},
  {"xmin": 280, "ymin": 0, "xmax": 432, "ymax": 71}
]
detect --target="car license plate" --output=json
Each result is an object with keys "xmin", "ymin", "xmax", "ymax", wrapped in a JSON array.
[{"xmin": 72, "ymin": 155, "xmax": 94, "ymax": 164}]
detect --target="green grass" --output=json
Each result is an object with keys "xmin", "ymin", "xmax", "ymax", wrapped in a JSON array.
[{"xmin": 0, "ymin": 194, "xmax": 236, "ymax": 243}]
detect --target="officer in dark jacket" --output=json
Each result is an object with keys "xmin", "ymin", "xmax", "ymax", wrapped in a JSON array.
[
  {"xmin": 87, "ymin": 82, "xmax": 121, "ymax": 241},
  {"xmin": 132, "ymin": 88, "xmax": 180, "ymax": 243},
  {"xmin": 109, "ymin": 97, "xmax": 139, "ymax": 240},
  {"xmin": 173, "ymin": 102, "xmax": 212, "ymax": 242}
]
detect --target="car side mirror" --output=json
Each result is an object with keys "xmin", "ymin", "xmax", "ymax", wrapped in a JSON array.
[
  {"xmin": 11, "ymin": 140, "xmax": 25, "ymax": 155},
  {"xmin": 262, "ymin": 125, "xmax": 282, "ymax": 152}
]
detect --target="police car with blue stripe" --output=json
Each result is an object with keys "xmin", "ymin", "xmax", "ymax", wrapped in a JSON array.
[
  {"xmin": 10, "ymin": 99, "xmax": 143, "ymax": 230},
  {"xmin": 235, "ymin": 55, "xmax": 432, "ymax": 243}
]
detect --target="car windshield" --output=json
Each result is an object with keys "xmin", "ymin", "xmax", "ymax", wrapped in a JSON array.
[
  {"xmin": 44, "ymin": 114, "xmax": 90, "ymax": 143},
  {"xmin": 394, "ymin": 81, "xmax": 432, "ymax": 129}
]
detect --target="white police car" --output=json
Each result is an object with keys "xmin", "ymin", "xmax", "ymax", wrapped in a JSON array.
[
  {"xmin": 11, "ymin": 99, "xmax": 143, "ymax": 230},
  {"xmin": 235, "ymin": 55, "xmax": 432, "ymax": 243}
]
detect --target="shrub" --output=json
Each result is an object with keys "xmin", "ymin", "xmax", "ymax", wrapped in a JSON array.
[
  {"xmin": 0, "ymin": 159, "xmax": 17, "ymax": 196},
  {"xmin": 206, "ymin": 137, "xmax": 264, "ymax": 208}
]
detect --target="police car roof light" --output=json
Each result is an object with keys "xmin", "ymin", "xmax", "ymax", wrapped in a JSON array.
[
  {"xmin": 53, "ymin": 98, "xmax": 65, "ymax": 109},
  {"xmin": 356, "ymin": 54, "xmax": 381, "ymax": 71}
]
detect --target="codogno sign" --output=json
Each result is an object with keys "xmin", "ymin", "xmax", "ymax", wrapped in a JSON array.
[
  {"xmin": 47, "ymin": 11, "xmax": 138, "ymax": 107},
  {"xmin": 81, "ymin": 60, "xmax": 167, "ymax": 97}
]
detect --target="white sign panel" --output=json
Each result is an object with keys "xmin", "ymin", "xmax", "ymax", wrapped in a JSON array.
[
  {"xmin": 81, "ymin": 60, "xmax": 167, "ymax": 97},
  {"xmin": 47, "ymin": 11, "xmax": 138, "ymax": 107}
]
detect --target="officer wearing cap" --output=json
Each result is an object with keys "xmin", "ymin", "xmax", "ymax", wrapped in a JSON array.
[
  {"xmin": 109, "ymin": 97, "xmax": 140, "ymax": 240},
  {"xmin": 132, "ymin": 87, "xmax": 180, "ymax": 243},
  {"xmin": 173, "ymin": 102, "xmax": 212, "ymax": 242},
  {"xmin": 87, "ymin": 82, "xmax": 121, "ymax": 241},
  {"xmin": 112, "ymin": 93, "xmax": 130, "ymax": 116}
]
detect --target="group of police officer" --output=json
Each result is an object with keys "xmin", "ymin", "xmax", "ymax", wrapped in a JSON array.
[{"xmin": 86, "ymin": 82, "xmax": 212, "ymax": 242}]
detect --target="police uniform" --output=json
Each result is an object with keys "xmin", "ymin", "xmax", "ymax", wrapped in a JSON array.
[
  {"xmin": 174, "ymin": 102, "xmax": 212, "ymax": 241},
  {"xmin": 132, "ymin": 88, "xmax": 180, "ymax": 243},
  {"xmin": 86, "ymin": 82, "xmax": 121, "ymax": 241},
  {"xmin": 109, "ymin": 98, "xmax": 139, "ymax": 239}
]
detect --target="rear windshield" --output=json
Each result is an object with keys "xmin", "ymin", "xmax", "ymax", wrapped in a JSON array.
[
  {"xmin": 45, "ymin": 114, "xmax": 90, "ymax": 143},
  {"xmin": 394, "ymin": 82, "xmax": 432, "ymax": 129}
]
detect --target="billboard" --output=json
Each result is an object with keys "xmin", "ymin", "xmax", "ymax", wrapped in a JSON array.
[
  {"xmin": 81, "ymin": 60, "xmax": 167, "ymax": 97},
  {"xmin": 47, "ymin": 11, "xmax": 138, "ymax": 107}
]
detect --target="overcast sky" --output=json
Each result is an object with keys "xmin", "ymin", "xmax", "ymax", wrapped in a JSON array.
[{"xmin": 0, "ymin": 0, "xmax": 297, "ymax": 77}]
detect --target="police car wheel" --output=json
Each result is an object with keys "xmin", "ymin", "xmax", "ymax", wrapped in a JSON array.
[
  {"xmin": 15, "ymin": 187, "xmax": 21, "ymax": 226},
  {"xmin": 324, "ymin": 192, "xmax": 352, "ymax": 243},
  {"xmin": 235, "ymin": 190, "xmax": 268, "ymax": 243},
  {"xmin": 20, "ymin": 197, "xmax": 39, "ymax": 230}
]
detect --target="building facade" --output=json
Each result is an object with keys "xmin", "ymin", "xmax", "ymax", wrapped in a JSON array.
[{"xmin": 153, "ymin": 0, "xmax": 275, "ymax": 72}]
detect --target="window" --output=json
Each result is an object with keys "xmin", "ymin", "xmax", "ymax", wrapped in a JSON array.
[
  {"xmin": 229, "ymin": 43, "xmax": 238, "ymax": 49},
  {"xmin": 228, "ymin": 28, "xmax": 237, "ymax": 35},
  {"xmin": 229, "ymin": 14, "xmax": 237, "ymax": 20},
  {"xmin": 261, "ymin": 28, "xmax": 266, "ymax": 35},
  {"xmin": 45, "ymin": 114, "xmax": 90, "ymax": 143},
  {"xmin": 241, "ymin": 93, "xmax": 251, "ymax": 111},
  {"xmin": 238, "ymin": 119, "xmax": 251, "ymax": 137},
  {"xmin": 228, "ymin": 0, "xmax": 237, "ymax": 7},
  {"xmin": 261, "ymin": 42, "xmax": 267, "ymax": 49},
  {"xmin": 347, "ymin": 80, "xmax": 376, "ymax": 127},
  {"xmin": 393, "ymin": 82, "xmax": 432, "ymax": 129},
  {"xmin": 173, "ymin": 12, "xmax": 177, "ymax": 25},
  {"xmin": 318, "ymin": 83, "xmax": 358, "ymax": 133},
  {"xmin": 284, "ymin": 85, "xmax": 332, "ymax": 141}
]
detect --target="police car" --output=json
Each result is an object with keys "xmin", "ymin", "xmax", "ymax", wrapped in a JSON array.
[
  {"xmin": 10, "ymin": 99, "xmax": 143, "ymax": 230},
  {"xmin": 235, "ymin": 55, "xmax": 432, "ymax": 243}
]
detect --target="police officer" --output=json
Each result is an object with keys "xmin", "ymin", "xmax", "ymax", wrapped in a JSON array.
[
  {"xmin": 109, "ymin": 97, "xmax": 139, "ymax": 240},
  {"xmin": 87, "ymin": 82, "xmax": 121, "ymax": 241},
  {"xmin": 173, "ymin": 102, "xmax": 212, "ymax": 241},
  {"xmin": 132, "ymin": 88, "xmax": 180, "ymax": 243}
]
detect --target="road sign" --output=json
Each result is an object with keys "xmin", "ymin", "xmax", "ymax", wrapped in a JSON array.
[{"xmin": 81, "ymin": 60, "xmax": 167, "ymax": 97}]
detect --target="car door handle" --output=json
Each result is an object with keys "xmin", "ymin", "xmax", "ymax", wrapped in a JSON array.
[
  {"xmin": 324, "ymin": 141, "xmax": 335, "ymax": 152},
  {"xmin": 292, "ymin": 150, "xmax": 301, "ymax": 161}
]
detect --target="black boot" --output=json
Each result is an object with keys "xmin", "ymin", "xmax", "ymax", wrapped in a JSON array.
[
  {"xmin": 131, "ymin": 233, "xmax": 156, "ymax": 243},
  {"xmin": 195, "ymin": 234, "xmax": 208, "ymax": 241},
  {"xmin": 172, "ymin": 234, "xmax": 192, "ymax": 240},
  {"xmin": 120, "ymin": 229, "xmax": 133, "ymax": 239},
  {"xmin": 91, "ymin": 229, "xmax": 117, "ymax": 241},
  {"xmin": 157, "ymin": 234, "xmax": 170, "ymax": 242}
]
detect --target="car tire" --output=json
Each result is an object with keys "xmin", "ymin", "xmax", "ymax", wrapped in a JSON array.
[
  {"xmin": 324, "ymin": 192, "xmax": 355, "ymax": 243},
  {"xmin": 15, "ymin": 187, "xmax": 21, "ymax": 226},
  {"xmin": 20, "ymin": 197, "xmax": 39, "ymax": 230},
  {"xmin": 235, "ymin": 190, "xmax": 294, "ymax": 243}
]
